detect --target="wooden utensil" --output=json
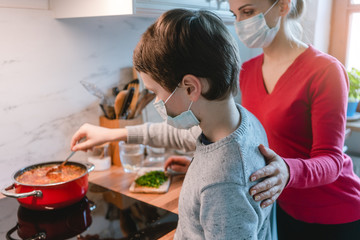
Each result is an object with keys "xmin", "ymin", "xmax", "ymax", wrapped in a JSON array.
[
  {"xmin": 120, "ymin": 87, "xmax": 135, "ymax": 119},
  {"xmin": 134, "ymin": 91, "xmax": 156, "ymax": 118},
  {"xmin": 114, "ymin": 90, "xmax": 128, "ymax": 119}
]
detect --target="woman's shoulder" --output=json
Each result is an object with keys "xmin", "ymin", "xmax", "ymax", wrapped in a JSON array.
[
  {"xmin": 302, "ymin": 45, "xmax": 344, "ymax": 70},
  {"xmin": 300, "ymin": 46, "xmax": 348, "ymax": 85}
]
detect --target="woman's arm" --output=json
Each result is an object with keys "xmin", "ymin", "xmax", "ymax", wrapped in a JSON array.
[
  {"xmin": 280, "ymin": 63, "xmax": 348, "ymax": 188},
  {"xmin": 249, "ymin": 61, "xmax": 349, "ymax": 207}
]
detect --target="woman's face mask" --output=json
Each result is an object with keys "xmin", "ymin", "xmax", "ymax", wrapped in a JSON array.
[
  {"xmin": 234, "ymin": 0, "xmax": 281, "ymax": 48},
  {"xmin": 153, "ymin": 87, "xmax": 200, "ymax": 129}
]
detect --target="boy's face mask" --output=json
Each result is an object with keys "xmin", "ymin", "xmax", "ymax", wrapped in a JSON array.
[
  {"xmin": 153, "ymin": 87, "xmax": 200, "ymax": 129},
  {"xmin": 234, "ymin": 0, "xmax": 280, "ymax": 48}
]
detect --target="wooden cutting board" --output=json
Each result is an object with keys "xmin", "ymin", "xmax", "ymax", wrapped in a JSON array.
[{"xmin": 129, "ymin": 167, "xmax": 171, "ymax": 193}]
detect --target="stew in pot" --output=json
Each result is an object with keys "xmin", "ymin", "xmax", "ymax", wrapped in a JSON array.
[{"xmin": 16, "ymin": 164, "xmax": 86, "ymax": 185}]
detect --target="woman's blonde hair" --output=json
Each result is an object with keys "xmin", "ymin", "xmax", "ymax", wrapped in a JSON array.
[
  {"xmin": 274, "ymin": 0, "xmax": 306, "ymax": 42},
  {"xmin": 287, "ymin": 0, "xmax": 305, "ymax": 20}
]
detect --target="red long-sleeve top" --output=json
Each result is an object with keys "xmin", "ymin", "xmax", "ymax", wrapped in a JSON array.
[{"xmin": 240, "ymin": 45, "xmax": 360, "ymax": 224}]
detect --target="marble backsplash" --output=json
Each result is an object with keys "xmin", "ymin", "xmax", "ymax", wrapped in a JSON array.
[{"xmin": 0, "ymin": 7, "xmax": 160, "ymax": 189}]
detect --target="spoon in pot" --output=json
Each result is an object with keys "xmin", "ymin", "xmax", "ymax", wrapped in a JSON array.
[
  {"xmin": 46, "ymin": 137, "xmax": 85, "ymax": 177},
  {"xmin": 46, "ymin": 151, "xmax": 77, "ymax": 177}
]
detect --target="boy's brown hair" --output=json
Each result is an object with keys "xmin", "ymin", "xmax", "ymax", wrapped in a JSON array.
[{"xmin": 133, "ymin": 9, "xmax": 240, "ymax": 100}]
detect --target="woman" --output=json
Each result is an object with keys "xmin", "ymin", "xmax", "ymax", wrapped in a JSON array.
[
  {"xmin": 228, "ymin": 0, "xmax": 360, "ymax": 239},
  {"xmin": 71, "ymin": 0, "xmax": 360, "ymax": 238}
]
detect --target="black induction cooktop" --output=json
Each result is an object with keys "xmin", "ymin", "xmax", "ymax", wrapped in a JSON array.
[{"xmin": 0, "ymin": 183, "xmax": 178, "ymax": 240}]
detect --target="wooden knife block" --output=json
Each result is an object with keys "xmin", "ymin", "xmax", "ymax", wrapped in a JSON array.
[{"xmin": 99, "ymin": 115, "xmax": 143, "ymax": 166}]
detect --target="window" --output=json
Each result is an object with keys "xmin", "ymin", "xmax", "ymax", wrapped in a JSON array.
[
  {"xmin": 329, "ymin": 0, "xmax": 360, "ymax": 70},
  {"xmin": 347, "ymin": 12, "xmax": 360, "ymax": 69}
]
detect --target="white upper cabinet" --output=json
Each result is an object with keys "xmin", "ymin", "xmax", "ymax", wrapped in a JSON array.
[
  {"xmin": 135, "ymin": 0, "xmax": 233, "ymax": 22},
  {"xmin": 49, "ymin": 0, "xmax": 134, "ymax": 18},
  {"xmin": 49, "ymin": 0, "xmax": 233, "ymax": 23},
  {"xmin": 0, "ymin": 0, "xmax": 48, "ymax": 9}
]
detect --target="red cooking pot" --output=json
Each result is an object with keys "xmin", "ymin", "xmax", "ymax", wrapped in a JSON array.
[{"xmin": 1, "ymin": 161, "xmax": 94, "ymax": 210}]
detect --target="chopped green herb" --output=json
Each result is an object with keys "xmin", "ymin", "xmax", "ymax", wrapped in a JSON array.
[{"xmin": 135, "ymin": 171, "xmax": 168, "ymax": 188}]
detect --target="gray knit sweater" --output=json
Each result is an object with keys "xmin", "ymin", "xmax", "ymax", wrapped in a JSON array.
[{"xmin": 127, "ymin": 104, "xmax": 272, "ymax": 239}]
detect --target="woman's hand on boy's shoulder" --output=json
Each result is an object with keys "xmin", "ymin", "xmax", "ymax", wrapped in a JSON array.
[{"xmin": 249, "ymin": 144, "xmax": 290, "ymax": 208}]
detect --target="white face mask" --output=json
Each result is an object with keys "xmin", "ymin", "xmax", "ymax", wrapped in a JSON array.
[
  {"xmin": 234, "ymin": 0, "xmax": 281, "ymax": 48},
  {"xmin": 153, "ymin": 87, "xmax": 200, "ymax": 129}
]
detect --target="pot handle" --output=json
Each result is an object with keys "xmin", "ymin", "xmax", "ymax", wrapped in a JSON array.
[
  {"xmin": 85, "ymin": 162, "xmax": 95, "ymax": 173},
  {"xmin": 1, "ymin": 184, "xmax": 43, "ymax": 199},
  {"xmin": 89, "ymin": 199, "xmax": 96, "ymax": 211},
  {"xmin": 7, "ymin": 224, "xmax": 46, "ymax": 240}
]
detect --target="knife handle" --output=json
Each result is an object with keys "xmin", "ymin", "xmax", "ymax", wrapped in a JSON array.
[{"xmin": 114, "ymin": 90, "xmax": 128, "ymax": 119}]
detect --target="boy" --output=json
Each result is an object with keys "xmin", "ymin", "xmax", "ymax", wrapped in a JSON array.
[{"xmin": 133, "ymin": 8, "xmax": 271, "ymax": 239}]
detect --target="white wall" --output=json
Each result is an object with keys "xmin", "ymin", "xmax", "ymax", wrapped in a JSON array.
[
  {"xmin": 0, "ymin": 7, "xmax": 148, "ymax": 189},
  {"xmin": 313, "ymin": 0, "xmax": 333, "ymax": 53},
  {"xmin": 302, "ymin": 0, "xmax": 332, "ymax": 53},
  {"xmin": 0, "ymin": 3, "xmax": 259, "ymax": 189}
]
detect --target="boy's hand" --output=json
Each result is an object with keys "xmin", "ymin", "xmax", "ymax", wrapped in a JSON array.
[
  {"xmin": 71, "ymin": 124, "xmax": 116, "ymax": 152},
  {"xmin": 164, "ymin": 155, "xmax": 192, "ymax": 174},
  {"xmin": 249, "ymin": 144, "xmax": 289, "ymax": 208}
]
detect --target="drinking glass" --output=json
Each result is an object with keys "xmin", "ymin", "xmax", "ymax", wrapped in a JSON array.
[{"xmin": 119, "ymin": 141, "xmax": 144, "ymax": 172}]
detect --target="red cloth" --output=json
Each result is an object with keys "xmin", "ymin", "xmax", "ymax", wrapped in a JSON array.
[{"xmin": 240, "ymin": 45, "xmax": 360, "ymax": 224}]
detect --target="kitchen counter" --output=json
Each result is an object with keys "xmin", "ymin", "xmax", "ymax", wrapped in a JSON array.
[
  {"xmin": 346, "ymin": 118, "xmax": 360, "ymax": 132},
  {"xmin": 89, "ymin": 165, "xmax": 184, "ymax": 240}
]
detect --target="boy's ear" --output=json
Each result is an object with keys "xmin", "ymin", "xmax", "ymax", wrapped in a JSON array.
[
  {"xmin": 181, "ymin": 74, "xmax": 203, "ymax": 101},
  {"xmin": 279, "ymin": 0, "xmax": 291, "ymax": 17}
]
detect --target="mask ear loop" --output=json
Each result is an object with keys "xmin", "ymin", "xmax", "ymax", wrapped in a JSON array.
[
  {"xmin": 187, "ymin": 101, "xmax": 194, "ymax": 111},
  {"xmin": 164, "ymin": 87, "xmax": 178, "ymax": 104},
  {"xmin": 264, "ymin": 0, "xmax": 279, "ymax": 16}
]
